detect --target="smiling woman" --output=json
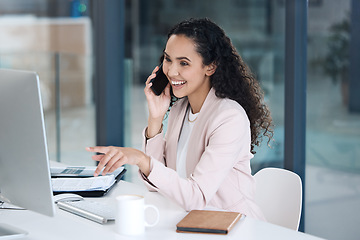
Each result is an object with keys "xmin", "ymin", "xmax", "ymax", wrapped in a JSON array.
[{"xmin": 87, "ymin": 18, "xmax": 273, "ymax": 220}]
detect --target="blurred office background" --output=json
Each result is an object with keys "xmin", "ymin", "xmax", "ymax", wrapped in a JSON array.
[{"xmin": 0, "ymin": 0, "xmax": 359, "ymax": 239}]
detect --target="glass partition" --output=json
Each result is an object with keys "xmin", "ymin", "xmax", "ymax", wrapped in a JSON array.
[
  {"xmin": 0, "ymin": 13, "xmax": 95, "ymax": 166},
  {"xmin": 306, "ymin": 1, "xmax": 360, "ymax": 239},
  {"xmin": 0, "ymin": 51, "xmax": 95, "ymax": 165}
]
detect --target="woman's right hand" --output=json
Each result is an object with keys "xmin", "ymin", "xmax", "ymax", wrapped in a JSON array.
[{"xmin": 144, "ymin": 66, "xmax": 171, "ymax": 138}]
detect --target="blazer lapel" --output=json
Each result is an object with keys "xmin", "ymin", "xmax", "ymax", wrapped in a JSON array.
[{"xmin": 185, "ymin": 88, "xmax": 218, "ymax": 176}]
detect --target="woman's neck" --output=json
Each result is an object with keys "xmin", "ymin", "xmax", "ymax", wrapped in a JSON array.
[{"xmin": 188, "ymin": 87, "xmax": 211, "ymax": 114}]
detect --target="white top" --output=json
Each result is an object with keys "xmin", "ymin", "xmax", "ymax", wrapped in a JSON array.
[{"xmin": 176, "ymin": 107, "xmax": 199, "ymax": 178}]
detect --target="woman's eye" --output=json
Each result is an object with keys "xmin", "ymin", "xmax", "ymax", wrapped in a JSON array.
[
  {"xmin": 180, "ymin": 61, "xmax": 189, "ymax": 66},
  {"xmin": 165, "ymin": 57, "xmax": 171, "ymax": 62}
]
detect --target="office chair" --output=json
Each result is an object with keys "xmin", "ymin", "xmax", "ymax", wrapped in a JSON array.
[{"xmin": 254, "ymin": 167, "xmax": 302, "ymax": 231}]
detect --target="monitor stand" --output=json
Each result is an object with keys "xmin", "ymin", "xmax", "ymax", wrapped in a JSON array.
[
  {"xmin": 0, "ymin": 198, "xmax": 28, "ymax": 239},
  {"xmin": 0, "ymin": 223, "xmax": 28, "ymax": 239}
]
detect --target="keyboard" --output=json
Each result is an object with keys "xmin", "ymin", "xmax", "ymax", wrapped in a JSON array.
[{"xmin": 57, "ymin": 200, "xmax": 115, "ymax": 224}]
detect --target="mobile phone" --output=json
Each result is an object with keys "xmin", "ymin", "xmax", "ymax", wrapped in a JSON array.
[{"xmin": 150, "ymin": 63, "xmax": 169, "ymax": 96}]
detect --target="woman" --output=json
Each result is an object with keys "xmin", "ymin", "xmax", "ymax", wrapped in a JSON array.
[{"xmin": 87, "ymin": 18, "xmax": 273, "ymax": 220}]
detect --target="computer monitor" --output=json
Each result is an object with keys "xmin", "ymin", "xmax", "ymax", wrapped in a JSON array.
[{"xmin": 0, "ymin": 69, "xmax": 55, "ymax": 237}]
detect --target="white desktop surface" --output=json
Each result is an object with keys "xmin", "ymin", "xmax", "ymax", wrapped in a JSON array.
[{"xmin": 1, "ymin": 178, "xmax": 323, "ymax": 240}]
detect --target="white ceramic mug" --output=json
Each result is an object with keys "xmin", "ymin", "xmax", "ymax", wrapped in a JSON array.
[{"xmin": 115, "ymin": 194, "xmax": 159, "ymax": 235}]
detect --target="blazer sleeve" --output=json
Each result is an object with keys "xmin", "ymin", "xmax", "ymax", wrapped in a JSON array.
[
  {"xmin": 145, "ymin": 105, "xmax": 252, "ymax": 211},
  {"xmin": 141, "ymin": 127, "xmax": 166, "ymax": 165},
  {"xmin": 139, "ymin": 127, "xmax": 166, "ymax": 192}
]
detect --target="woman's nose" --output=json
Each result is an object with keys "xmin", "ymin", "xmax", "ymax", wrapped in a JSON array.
[{"xmin": 166, "ymin": 64, "xmax": 179, "ymax": 77}]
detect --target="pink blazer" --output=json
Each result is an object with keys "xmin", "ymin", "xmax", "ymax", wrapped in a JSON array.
[{"xmin": 141, "ymin": 88, "xmax": 266, "ymax": 220}]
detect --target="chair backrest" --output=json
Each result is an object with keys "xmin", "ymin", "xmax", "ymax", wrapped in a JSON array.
[{"xmin": 254, "ymin": 167, "xmax": 302, "ymax": 231}]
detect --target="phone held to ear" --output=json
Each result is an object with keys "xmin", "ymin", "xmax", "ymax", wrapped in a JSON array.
[{"xmin": 150, "ymin": 63, "xmax": 169, "ymax": 96}]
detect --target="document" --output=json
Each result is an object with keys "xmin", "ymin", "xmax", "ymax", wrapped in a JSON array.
[
  {"xmin": 50, "ymin": 166, "xmax": 124, "ymax": 178},
  {"xmin": 51, "ymin": 175, "xmax": 116, "ymax": 192},
  {"xmin": 51, "ymin": 166, "xmax": 126, "ymax": 196}
]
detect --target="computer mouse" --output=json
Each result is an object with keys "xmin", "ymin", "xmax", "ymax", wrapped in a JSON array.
[{"xmin": 53, "ymin": 193, "xmax": 84, "ymax": 203}]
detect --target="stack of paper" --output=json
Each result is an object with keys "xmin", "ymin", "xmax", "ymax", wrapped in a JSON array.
[
  {"xmin": 52, "ymin": 175, "xmax": 116, "ymax": 192},
  {"xmin": 51, "ymin": 166, "xmax": 126, "ymax": 197}
]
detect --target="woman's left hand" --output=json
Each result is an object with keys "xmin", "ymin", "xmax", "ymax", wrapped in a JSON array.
[{"xmin": 86, "ymin": 146, "xmax": 151, "ymax": 177}]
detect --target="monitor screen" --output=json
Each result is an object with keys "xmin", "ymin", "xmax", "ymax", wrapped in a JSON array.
[{"xmin": 0, "ymin": 69, "xmax": 55, "ymax": 218}]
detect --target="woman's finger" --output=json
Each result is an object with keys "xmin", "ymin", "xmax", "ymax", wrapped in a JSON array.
[
  {"xmin": 102, "ymin": 151, "xmax": 124, "ymax": 175},
  {"xmin": 152, "ymin": 65, "xmax": 160, "ymax": 74},
  {"xmin": 145, "ymin": 66, "xmax": 159, "ymax": 84},
  {"xmin": 108, "ymin": 160, "xmax": 126, "ymax": 174},
  {"xmin": 91, "ymin": 154, "xmax": 103, "ymax": 161},
  {"xmin": 94, "ymin": 148, "xmax": 117, "ymax": 176},
  {"xmin": 86, "ymin": 146, "xmax": 107, "ymax": 154},
  {"xmin": 145, "ymin": 73, "xmax": 156, "ymax": 85}
]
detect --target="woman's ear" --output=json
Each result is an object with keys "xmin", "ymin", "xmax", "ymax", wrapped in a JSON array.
[{"xmin": 205, "ymin": 63, "xmax": 217, "ymax": 76}]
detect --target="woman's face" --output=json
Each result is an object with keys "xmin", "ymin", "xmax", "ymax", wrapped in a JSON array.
[{"xmin": 163, "ymin": 34, "xmax": 213, "ymax": 105}]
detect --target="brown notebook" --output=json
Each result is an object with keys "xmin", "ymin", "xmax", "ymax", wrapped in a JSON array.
[{"xmin": 176, "ymin": 210, "xmax": 242, "ymax": 234}]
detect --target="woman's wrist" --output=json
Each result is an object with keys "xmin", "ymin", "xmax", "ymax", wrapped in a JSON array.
[
  {"xmin": 145, "ymin": 124, "xmax": 163, "ymax": 139},
  {"xmin": 137, "ymin": 155, "xmax": 151, "ymax": 177},
  {"xmin": 146, "ymin": 117, "xmax": 164, "ymax": 139}
]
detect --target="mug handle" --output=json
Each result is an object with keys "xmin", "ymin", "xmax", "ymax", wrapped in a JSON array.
[{"xmin": 144, "ymin": 204, "xmax": 159, "ymax": 227}]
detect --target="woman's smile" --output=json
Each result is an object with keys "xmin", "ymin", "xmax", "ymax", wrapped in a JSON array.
[
  {"xmin": 170, "ymin": 79, "xmax": 187, "ymax": 90},
  {"xmin": 171, "ymin": 80, "xmax": 186, "ymax": 86}
]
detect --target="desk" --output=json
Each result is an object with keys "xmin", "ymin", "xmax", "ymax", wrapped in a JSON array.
[{"xmin": 1, "ymin": 180, "xmax": 323, "ymax": 240}]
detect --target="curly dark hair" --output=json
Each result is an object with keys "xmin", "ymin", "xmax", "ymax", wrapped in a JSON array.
[{"xmin": 164, "ymin": 18, "xmax": 273, "ymax": 154}]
